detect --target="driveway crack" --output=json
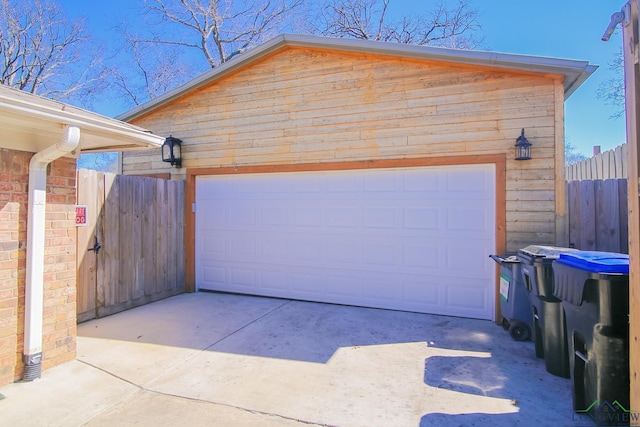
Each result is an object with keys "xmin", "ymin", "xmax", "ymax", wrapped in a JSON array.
[
  {"xmin": 202, "ymin": 298, "xmax": 293, "ymax": 351},
  {"xmin": 146, "ymin": 389, "xmax": 338, "ymax": 427},
  {"xmin": 77, "ymin": 359, "xmax": 334, "ymax": 427}
]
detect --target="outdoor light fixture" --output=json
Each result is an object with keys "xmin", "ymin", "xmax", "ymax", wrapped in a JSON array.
[
  {"xmin": 162, "ymin": 136, "xmax": 182, "ymax": 168},
  {"xmin": 514, "ymin": 128, "xmax": 532, "ymax": 161}
]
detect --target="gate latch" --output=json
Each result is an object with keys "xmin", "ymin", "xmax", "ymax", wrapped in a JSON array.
[{"xmin": 88, "ymin": 239, "xmax": 101, "ymax": 254}]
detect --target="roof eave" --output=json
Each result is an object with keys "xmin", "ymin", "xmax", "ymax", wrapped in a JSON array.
[{"xmin": 0, "ymin": 85, "xmax": 165, "ymax": 153}]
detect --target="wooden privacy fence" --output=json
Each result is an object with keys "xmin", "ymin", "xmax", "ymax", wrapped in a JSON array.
[
  {"xmin": 565, "ymin": 144, "xmax": 627, "ymax": 180},
  {"xmin": 566, "ymin": 179, "xmax": 628, "ymax": 254},
  {"xmin": 76, "ymin": 169, "xmax": 185, "ymax": 322}
]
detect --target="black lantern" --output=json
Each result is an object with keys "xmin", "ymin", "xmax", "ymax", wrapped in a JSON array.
[
  {"xmin": 162, "ymin": 136, "xmax": 182, "ymax": 168},
  {"xmin": 514, "ymin": 128, "xmax": 531, "ymax": 161}
]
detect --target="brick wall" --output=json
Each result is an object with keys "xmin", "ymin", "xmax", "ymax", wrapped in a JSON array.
[{"xmin": 0, "ymin": 148, "xmax": 77, "ymax": 385}]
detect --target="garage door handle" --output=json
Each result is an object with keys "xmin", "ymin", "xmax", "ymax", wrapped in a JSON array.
[{"xmin": 88, "ymin": 239, "xmax": 101, "ymax": 254}]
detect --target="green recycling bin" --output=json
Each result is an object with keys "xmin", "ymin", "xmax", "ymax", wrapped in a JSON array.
[
  {"xmin": 517, "ymin": 245, "xmax": 577, "ymax": 378},
  {"xmin": 552, "ymin": 251, "xmax": 629, "ymax": 425}
]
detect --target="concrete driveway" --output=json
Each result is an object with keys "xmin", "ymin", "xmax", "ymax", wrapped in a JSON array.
[{"xmin": 0, "ymin": 292, "xmax": 583, "ymax": 426}]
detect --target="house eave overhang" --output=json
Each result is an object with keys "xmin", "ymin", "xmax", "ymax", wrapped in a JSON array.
[
  {"xmin": 117, "ymin": 33, "xmax": 597, "ymax": 122},
  {"xmin": 0, "ymin": 85, "xmax": 164, "ymax": 154}
]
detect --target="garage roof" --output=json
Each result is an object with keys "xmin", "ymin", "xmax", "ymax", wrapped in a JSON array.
[
  {"xmin": 0, "ymin": 84, "xmax": 164, "ymax": 154},
  {"xmin": 117, "ymin": 33, "xmax": 597, "ymax": 122}
]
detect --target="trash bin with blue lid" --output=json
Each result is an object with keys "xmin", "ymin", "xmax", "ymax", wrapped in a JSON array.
[
  {"xmin": 517, "ymin": 245, "xmax": 577, "ymax": 378},
  {"xmin": 552, "ymin": 251, "xmax": 629, "ymax": 422},
  {"xmin": 489, "ymin": 254, "xmax": 532, "ymax": 341}
]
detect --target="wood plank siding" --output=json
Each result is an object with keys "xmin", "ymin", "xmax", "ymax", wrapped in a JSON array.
[{"xmin": 124, "ymin": 46, "xmax": 565, "ymax": 252}]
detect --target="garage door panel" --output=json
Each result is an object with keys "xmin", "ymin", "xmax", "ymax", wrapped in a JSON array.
[
  {"xmin": 291, "ymin": 238, "xmax": 323, "ymax": 262},
  {"xmin": 404, "ymin": 279, "xmax": 440, "ymax": 306},
  {"xmin": 202, "ymin": 264, "xmax": 226, "ymax": 286},
  {"xmin": 292, "ymin": 206, "xmax": 323, "ymax": 226},
  {"xmin": 230, "ymin": 268, "xmax": 256, "ymax": 288},
  {"xmin": 402, "ymin": 244, "xmax": 440, "ymax": 269},
  {"xmin": 363, "ymin": 172, "xmax": 398, "ymax": 192},
  {"xmin": 404, "ymin": 208, "xmax": 439, "ymax": 229},
  {"xmin": 323, "ymin": 273, "xmax": 361, "ymax": 297},
  {"xmin": 360, "ymin": 272, "xmax": 401, "ymax": 302},
  {"xmin": 260, "ymin": 270, "xmax": 289, "ymax": 293},
  {"xmin": 446, "ymin": 281, "xmax": 489, "ymax": 312},
  {"xmin": 261, "ymin": 206, "xmax": 288, "ymax": 226},
  {"xmin": 362, "ymin": 242, "xmax": 400, "ymax": 267},
  {"xmin": 446, "ymin": 168, "xmax": 492, "ymax": 191},
  {"xmin": 326, "ymin": 174, "xmax": 361, "ymax": 192},
  {"xmin": 447, "ymin": 207, "xmax": 488, "ymax": 231},
  {"xmin": 202, "ymin": 236, "xmax": 226, "ymax": 256},
  {"xmin": 445, "ymin": 245, "xmax": 494, "ymax": 274},
  {"xmin": 260, "ymin": 237, "xmax": 288, "ymax": 259},
  {"xmin": 325, "ymin": 240, "xmax": 361, "ymax": 264},
  {"xmin": 363, "ymin": 207, "xmax": 398, "ymax": 228},
  {"xmin": 326, "ymin": 207, "xmax": 360, "ymax": 227},
  {"xmin": 402, "ymin": 169, "xmax": 441, "ymax": 191},
  {"xmin": 196, "ymin": 165, "xmax": 495, "ymax": 319},
  {"xmin": 228, "ymin": 235, "xmax": 256, "ymax": 258}
]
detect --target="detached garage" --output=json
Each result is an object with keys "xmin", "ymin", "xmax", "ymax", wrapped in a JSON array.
[{"xmin": 118, "ymin": 34, "xmax": 596, "ymax": 321}]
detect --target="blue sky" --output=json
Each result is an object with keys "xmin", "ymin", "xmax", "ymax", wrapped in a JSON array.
[{"xmin": 62, "ymin": 0, "xmax": 626, "ymax": 157}]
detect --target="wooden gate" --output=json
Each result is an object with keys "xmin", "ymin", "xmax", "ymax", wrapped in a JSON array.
[{"xmin": 76, "ymin": 169, "xmax": 185, "ymax": 322}]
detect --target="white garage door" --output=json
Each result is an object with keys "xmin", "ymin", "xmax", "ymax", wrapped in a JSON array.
[{"xmin": 196, "ymin": 164, "xmax": 496, "ymax": 320}]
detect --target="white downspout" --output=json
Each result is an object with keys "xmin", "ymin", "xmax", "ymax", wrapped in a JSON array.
[{"xmin": 23, "ymin": 125, "xmax": 80, "ymax": 381}]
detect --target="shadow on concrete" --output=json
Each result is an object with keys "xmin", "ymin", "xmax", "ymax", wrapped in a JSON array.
[
  {"xmin": 422, "ymin": 340, "xmax": 576, "ymax": 425},
  {"xmin": 420, "ymin": 411, "xmax": 593, "ymax": 426},
  {"xmin": 77, "ymin": 292, "xmax": 578, "ymax": 425},
  {"xmin": 425, "ymin": 355, "xmax": 510, "ymax": 398},
  {"xmin": 80, "ymin": 291, "xmax": 504, "ymax": 364}
]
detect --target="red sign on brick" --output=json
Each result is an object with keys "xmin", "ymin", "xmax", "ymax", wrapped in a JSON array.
[{"xmin": 75, "ymin": 205, "xmax": 87, "ymax": 226}]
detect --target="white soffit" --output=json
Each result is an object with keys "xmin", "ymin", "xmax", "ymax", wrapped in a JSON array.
[{"xmin": 0, "ymin": 85, "xmax": 164, "ymax": 154}]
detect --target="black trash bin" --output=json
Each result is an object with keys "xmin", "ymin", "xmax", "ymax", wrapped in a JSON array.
[
  {"xmin": 490, "ymin": 254, "xmax": 532, "ymax": 341},
  {"xmin": 517, "ymin": 245, "xmax": 577, "ymax": 378},
  {"xmin": 552, "ymin": 251, "xmax": 630, "ymax": 424}
]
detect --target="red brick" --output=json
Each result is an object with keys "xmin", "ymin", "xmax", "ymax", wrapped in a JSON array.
[
  {"xmin": 0, "ymin": 149, "xmax": 78, "ymax": 386},
  {"xmin": 10, "ymin": 193, "xmax": 28, "ymax": 203},
  {"xmin": 55, "ymin": 270, "xmax": 75, "ymax": 280}
]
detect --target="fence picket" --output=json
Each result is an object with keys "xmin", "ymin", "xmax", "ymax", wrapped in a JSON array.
[
  {"xmin": 566, "ymin": 144, "xmax": 627, "ymax": 180},
  {"xmin": 566, "ymin": 178, "xmax": 628, "ymax": 254}
]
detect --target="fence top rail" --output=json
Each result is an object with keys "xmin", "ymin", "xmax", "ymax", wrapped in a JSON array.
[{"xmin": 565, "ymin": 144, "xmax": 627, "ymax": 181}]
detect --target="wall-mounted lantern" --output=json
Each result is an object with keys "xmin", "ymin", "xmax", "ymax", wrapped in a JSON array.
[
  {"xmin": 514, "ymin": 128, "xmax": 531, "ymax": 161},
  {"xmin": 162, "ymin": 136, "xmax": 182, "ymax": 168}
]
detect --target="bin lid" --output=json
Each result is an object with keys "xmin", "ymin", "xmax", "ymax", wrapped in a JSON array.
[
  {"xmin": 518, "ymin": 245, "xmax": 578, "ymax": 259},
  {"xmin": 489, "ymin": 254, "xmax": 519, "ymax": 265},
  {"xmin": 555, "ymin": 251, "xmax": 629, "ymax": 274}
]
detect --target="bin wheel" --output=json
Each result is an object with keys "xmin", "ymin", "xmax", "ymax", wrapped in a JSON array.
[{"xmin": 509, "ymin": 322, "xmax": 531, "ymax": 341}]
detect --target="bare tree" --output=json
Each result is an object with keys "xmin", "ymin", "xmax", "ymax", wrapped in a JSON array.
[
  {"xmin": 565, "ymin": 139, "xmax": 587, "ymax": 165},
  {"xmin": 77, "ymin": 152, "xmax": 119, "ymax": 173},
  {"xmin": 310, "ymin": 0, "xmax": 482, "ymax": 49},
  {"xmin": 110, "ymin": 29, "xmax": 192, "ymax": 105},
  {"xmin": 112, "ymin": 0, "xmax": 304, "ymax": 105},
  {"xmin": 596, "ymin": 46, "xmax": 625, "ymax": 120},
  {"xmin": 0, "ymin": 0, "xmax": 109, "ymax": 104},
  {"xmin": 140, "ymin": 0, "xmax": 304, "ymax": 66}
]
